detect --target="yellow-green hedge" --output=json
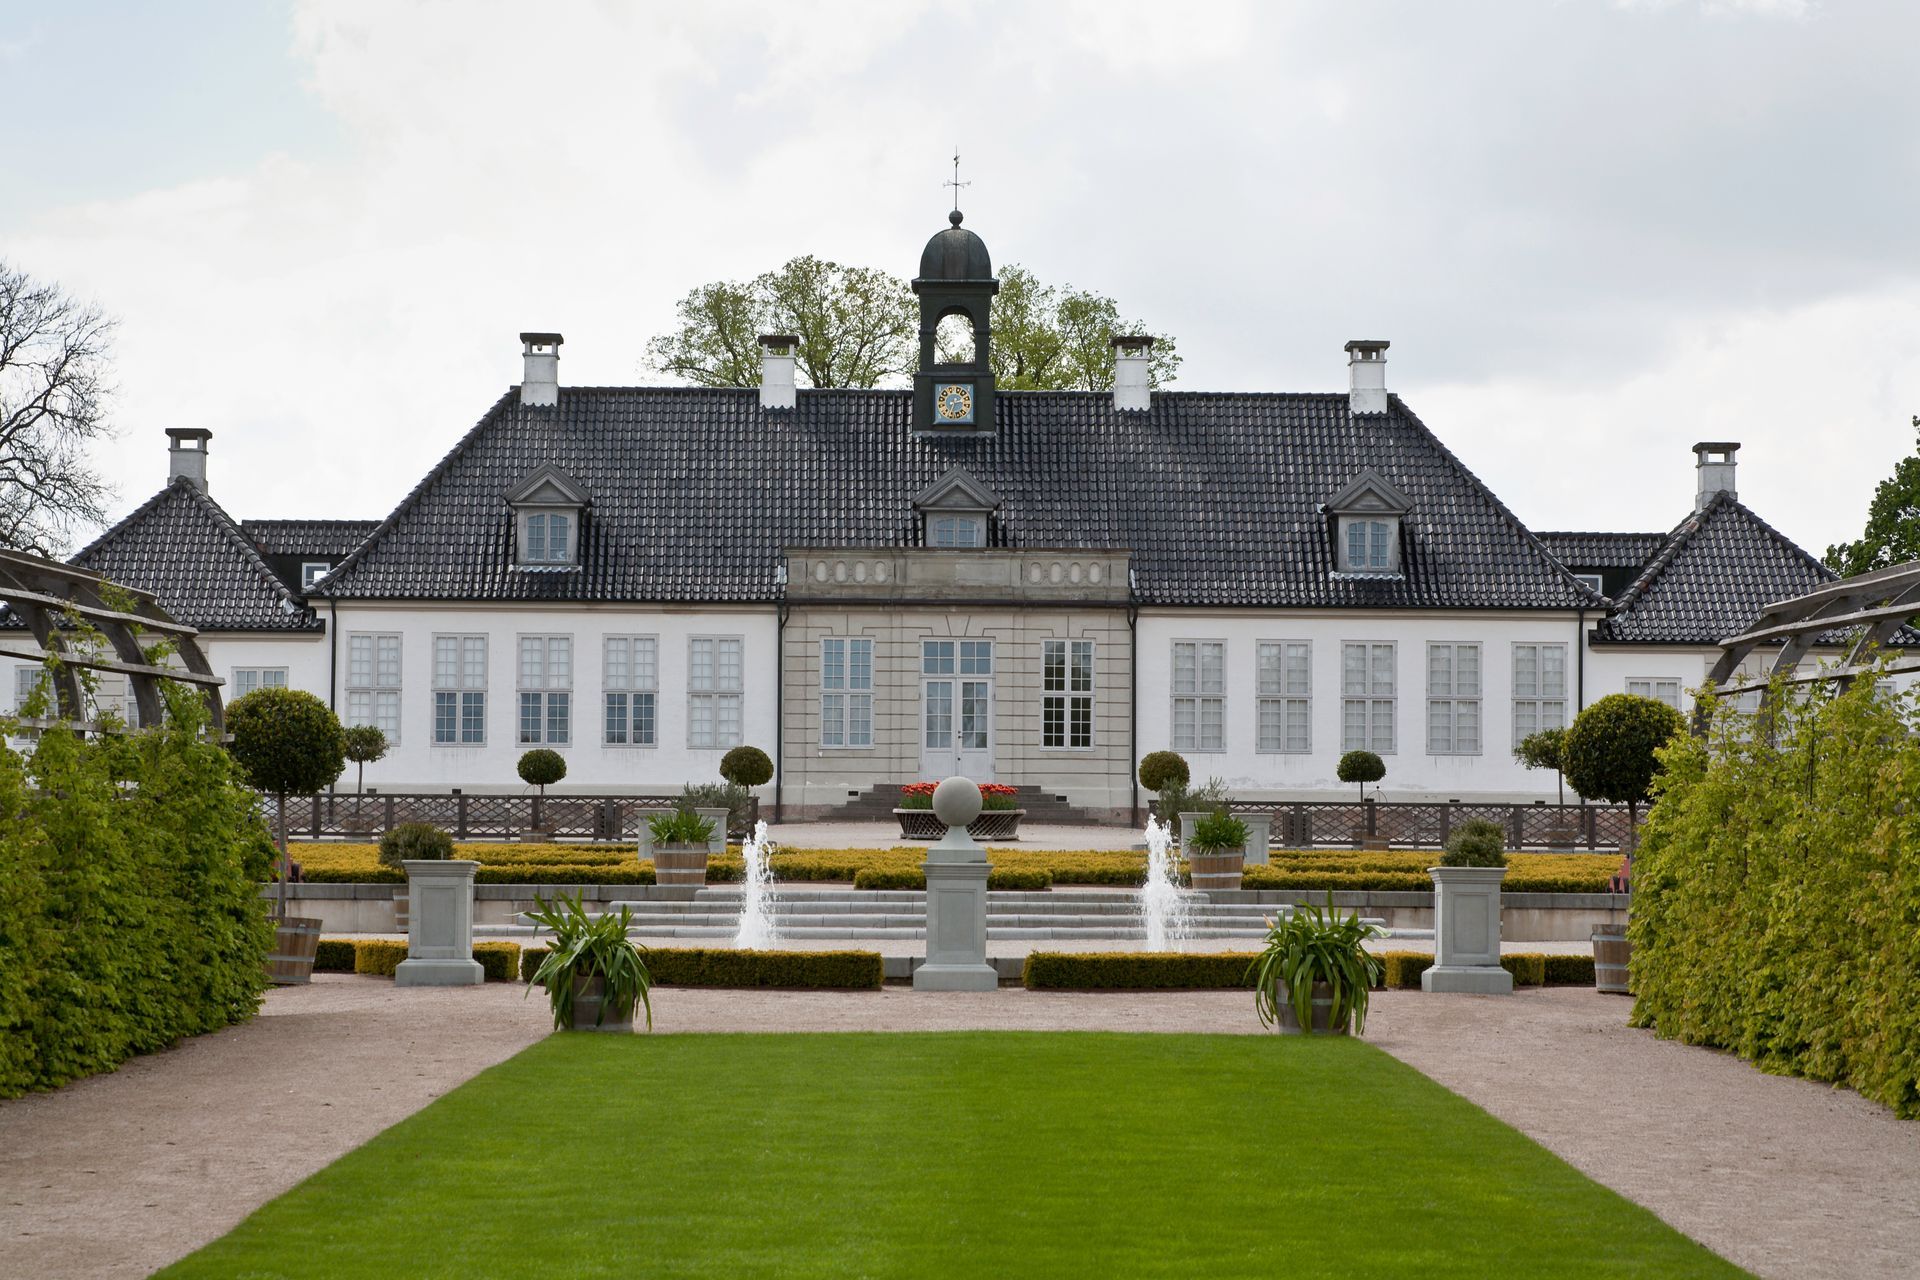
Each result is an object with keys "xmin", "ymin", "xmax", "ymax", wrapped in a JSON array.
[
  {"xmin": 1379, "ymin": 951, "xmax": 1557, "ymax": 989},
  {"xmin": 332, "ymin": 937, "xmax": 520, "ymax": 981},
  {"xmin": 518, "ymin": 946, "xmax": 882, "ymax": 989},
  {"xmin": 1021, "ymin": 951, "xmax": 1257, "ymax": 990}
]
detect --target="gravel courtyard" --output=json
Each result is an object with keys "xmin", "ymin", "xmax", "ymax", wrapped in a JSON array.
[{"xmin": 1, "ymin": 979, "xmax": 1913, "ymax": 1280}]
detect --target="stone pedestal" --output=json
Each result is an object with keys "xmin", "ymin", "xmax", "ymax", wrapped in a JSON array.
[
  {"xmin": 1178, "ymin": 811, "xmax": 1208, "ymax": 850},
  {"xmin": 633, "ymin": 806, "xmax": 674, "ymax": 862},
  {"xmin": 915, "ymin": 777, "xmax": 998, "ymax": 992},
  {"xmin": 696, "ymin": 807, "xmax": 731, "ymax": 854},
  {"xmin": 395, "ymin": 859, "xmax": 484, "ymax": 987},
  {"xmin": 1241, "ymin": 812, "xmax": 1273, "ymax": 866},
  {"xmin": 1422, "ymin": 865, "xmax": 1513, "ymax": 995}
]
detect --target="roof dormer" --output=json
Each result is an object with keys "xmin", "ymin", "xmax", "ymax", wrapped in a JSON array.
[
  {"xmin": 508, "ymin": 465, "xmax": 588, "ymax": 569},
  {"xmin": 912, "ymin": 466, "xmax": 1001, "ymax": 549},
  {"xmin": 1325, "ymin": 469, "xmax": 1411, "ymax": 577}
]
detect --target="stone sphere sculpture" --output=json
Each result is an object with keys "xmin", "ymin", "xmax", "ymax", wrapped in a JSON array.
[{"xmin": 932, "ymin": 775, "xmax": 983, "ymax": 829}]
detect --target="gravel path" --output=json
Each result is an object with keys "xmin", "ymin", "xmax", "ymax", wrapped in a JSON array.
[{"xmin": 2, "ymin": 979, "xmax": 1913, "ymax": 1280}]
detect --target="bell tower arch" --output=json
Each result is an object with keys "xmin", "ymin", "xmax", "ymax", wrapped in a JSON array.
[{"xmin": 913, "ymin": 208, "xmax": 999, "ymax": 433}]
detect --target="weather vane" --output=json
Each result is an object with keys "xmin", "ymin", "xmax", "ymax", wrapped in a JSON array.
[{"xmin": 944, "ymin": 147, "xmax": 970, "ymax": 215}]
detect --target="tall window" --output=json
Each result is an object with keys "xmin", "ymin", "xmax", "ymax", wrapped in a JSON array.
[
  {"xmin": 1341, "ymin": 642, "xmax": 1396, "ymax": 753},
  {"xmin": 1256, "ymin": 641, "xmax": 1311, "ymax": 753},
  {"xmin": 689, "ymin": 636, "xmax": 744, "ymax": 750},
  {"xmin": 1344, "ymin": 519, "xmax": 1393, "ymax": 571},
  {"xmin": 821, "ymin": 637, "xmax": 874, "ymax": 748},
  {"xmin": 346, "ymin": 633, "xmax": 402, "ymax": 743},
  {"xmin": 1171, "ymin": 640, "xmax": 1225, "ymax": 752},
  {"xmin": 432, "ymin": 635, "xmax": 487, "ymax": 745},
  {"xmin": 603, "ymin": 635, "xmax": 658, "ymax": 747},
  {"xmin": 522, "ymin": 512, "xmax": 572, "ymax": 564},
  {"xmin": 1427, "ymin": 643, "xmax": 1481, "ymax": 755},
  {"xmin": 232, "ymin": 667, "xmax": 289, "ymax": 699},
  {"xmin": 517, "ymin": 635, "xmax": 572, "ymax": 745},
  {"xmin": 1626, "ymin": 677, "xmax": 1682, "ymax": 710},
  {"xmin": 1043, "ymin": 639, "xmax": 1095, "ymax": 749},
  {"xmin": 1513, "ymin": 643, "xmax": 1569, "ymax": 740}
]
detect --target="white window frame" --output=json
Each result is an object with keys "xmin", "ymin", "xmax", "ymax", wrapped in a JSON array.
[
  {"xmin": 517, "ymin": 634, "xmax": 573, "ymax": 746},
  {"xmin": 300, "ymin": 562, "xmax": 330, "ymax": 590},
  {"xmin": 689, "ymin": 635, "xmax": 744, "ymax": 751},
  {"xmin": 431, "ymin": 634, "xmax": 487, "ymax": 747},
  {"xmin": 1341, "ymin": 641, "xmax": 1396, "ymax": 754},
  {"xmin": 1627, "ymin": 677, "xmax": 1683, "ymax": 710},
  {"xmin": 602, "ymin": 635, "xmax": 658, "ymax": 748},
  {"xmin": 1512, "ymin": 643, "xmax": 1569, "ymax": 743},
  {"xmin": 820, "ymin": 636, "xmax": 874, "ymax": 749},
  {"xmin": 1338, "ymin": 517, "xmax": 1399, "ymax": 574},
  {"xmin": 231, "ymin": 667, "xmax": 289, "ymax": 700},
  {"xmin": 1574, "ymin": 573, "xmax": 1604, "ymax": 594},
  {"xmin": 1256, "ymin": 641, "xmax": 1311, "ymax": 754},
  {"xmin": 1426, "ymin": 642, "xmax": 1482, "ymax": 756},
  {"xmin": 1043, "ymin": 638, "xmax": 1095, "ymax": 750},
  {"xmin": 345, "ymin": 633, "xmax": 402, "ymax": 744},
  {"xmin": 1170, "ymin": 639, "xmax": 1226, "ymax": 753},
  {"xmin": 517, "ymin": 509, "xmax": 579, "ymax": 567},
  {"xmin": 928, "ymin": 514, "xmax": 985, "ymax": 548}
]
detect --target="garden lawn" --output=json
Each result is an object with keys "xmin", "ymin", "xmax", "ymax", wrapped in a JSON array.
[{"xmin": 158, "ymin": 1032, "xmax": 1744, "ymax": 1280}]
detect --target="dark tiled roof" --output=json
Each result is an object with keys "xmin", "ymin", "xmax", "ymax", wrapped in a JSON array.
[
  {"xmin": 241, "ymin": 519, "xmax": 379, "ymax": 558},
  {"xmin": 320, "ymin": 388, "xmax": 1600, "ymax": 610},
  {"xmin": 1537, "ymin": 531, "xmax": 1666, "ymax": 571},
  {"xmin": 1594, "ymin": 495, "xmax": 1834, "ymax": 644},
  {"xmin": 11, "ymin": 479, "xmax": 322, "ymax": 632}
]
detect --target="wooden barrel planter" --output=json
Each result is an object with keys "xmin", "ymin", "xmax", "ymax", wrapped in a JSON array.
[
  {"xmin": 569, "ymin": 976, "xmax": 634, "ymax": 1033},
  {"xmin": 1593, "ymin": 923, "xmax": 1631, "ymax": 995},
  {"xmin": 1274, "ymin": 981, "xmax": 1349, "ymax": 1035},
  {"xmin": 1187, "ymin": 850, "xmax": 1245, "ymax": 893},
  {"xmin": 267, "ymin": 916, "xmax": 323, "ymax": 985},
  {"xmin": 653, "ymin": 844, "xmax": 709, "ymax": 887}
]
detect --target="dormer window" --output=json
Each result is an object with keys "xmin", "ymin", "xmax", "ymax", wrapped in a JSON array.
[
  {"xmin": 913, "ymin": 466, "xmax": 1001, "ymax": 550},
  {"xmin": 507, "ymin": 465, "xmax": 589, "ymax": 570},
  {"xmin": 300, "ymin": 561, "xmax": 330, "ymax": 590},
  {"xmin": 1326, "ymin": 469, "xmax": 1412, "ymax": 578}
]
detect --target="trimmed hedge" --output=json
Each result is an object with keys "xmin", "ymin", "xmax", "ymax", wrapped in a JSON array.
[
  {"xmin": 472, "ymin": 941, "xmax": 522, "ymax": 982},
  {"xmin": 853, "ymin": 866, "xmax": 1053, "ymax": 891},
  {"xmin": 517, "ymin": 946, "xmax": 882, "ymax": 989},
  {"xmin": 314, "ymin": 939, "xmax": 357, "ymax": 973},
  {"xmin": 1632, "ymin": 678, "xmax": 1920, "ymax": 1117},
  {"xmin": 1022, "ymin": 951, "xmax": 1257, "ymax": 990},
  {"xmin": 0, "ymin": 702, "xmax": 273, "ymax": 1099},
  {"xmin": 352, "ymin": 939, "xmax": 409, "ymax": 977},
  {"xmin": 1543, "ymin": 954, "xmax": 1596, "ymax": 986},
  {"xmin": 332, "ymin": 937, "xmax": 520, "ymax": 981},
  {"xmin": 1381, "ymin": 951, "xmax": 1551, "ymax": 989}
]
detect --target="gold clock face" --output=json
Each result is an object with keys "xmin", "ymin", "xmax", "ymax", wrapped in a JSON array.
[{"xmin": 935, "ymin": 382, "xmax": 974, "ymax": 423}]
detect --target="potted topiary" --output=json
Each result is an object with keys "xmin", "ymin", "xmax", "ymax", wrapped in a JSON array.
[
  {"xmin": 1186, "ymin": 810, "xmax": 1249, "ymax": 892},
  {"xmin": 1337, "ymin": 749, "xmax": 1388, "ymax": 849},
  {"xmin": 1512, "ymin": 727, "xmax": 1574, "ymax": 847},
  {"xmin": 341, "ymin": 724, "xmax": 388, "ymax": 837},
  {"xmin": 648, "ymin": 809, "xmax": 717, "ymax": 888},
  {"xmin": 718, "ymin": 746, "xmax": 772, "ymax": 831},
  {"xmin": 377, "ymin": 822, "xmax": 452, "ymax": 930},
  {"xmin": 524, "ymin": 891, "xmax": 653, "ymax": 1033},
  {"xmin": 1249, "ymin": 895, "xmax": 1385, "ymax": 1035},
  {"xmin": 1423, "ymin": 818, "xmax": 1513, "ymax": 994},
  {"xmin": 1138, "ymin": 750, "xmax": 1189, "ymax": 819},
  {"xmin": 225, "ymin": 687, "xmax": 347, "ymax": 985},
  {"xmin": 518, "ymin": 747, "xmax": 566, "ymax": 840}
]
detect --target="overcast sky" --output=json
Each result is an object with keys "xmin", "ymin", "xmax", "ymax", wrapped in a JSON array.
[{"xmin": 4, "ymin": 0, "xmax": 1916, "ymax": 558}]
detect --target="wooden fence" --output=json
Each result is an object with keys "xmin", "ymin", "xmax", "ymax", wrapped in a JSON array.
[
  {"xmin": 261, "ymin": 791, "xmax": 752, "ymax": 841},
  {"xmin": 1155, "ymin": 798, "xmax": 1639, "ymax": 852}
]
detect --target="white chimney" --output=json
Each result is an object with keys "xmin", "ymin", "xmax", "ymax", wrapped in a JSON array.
[
  {"xmin": 759, "ymin": 334, "xmax": 798, "ymax": 411},
  {"xmin": 1111, "ymin": 335, "xmax": 1153, "ymax": 412},
  {"xmin": 519, "ymin": 332, "xmax": 562, "ymax": 407},
  {"xmin": 166, "ymin": 428, "xmax": 211, "ymax": 492},
  {"xmin": 1694, "ymin": 441, "xmax": 1739, "ymax": 511},
  {"xmin": 1346, "ymin": 340, "xmax": 1389, "ymax": 414}
]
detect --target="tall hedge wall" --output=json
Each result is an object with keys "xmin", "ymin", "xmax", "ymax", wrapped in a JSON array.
[
  {"xmin": 0, "ymin": 696, "xmax": 274, "ymax": 1098},
  {"xmin": 1632, "ymin": 676, "xmax": 1920, "ymax": 1117}
]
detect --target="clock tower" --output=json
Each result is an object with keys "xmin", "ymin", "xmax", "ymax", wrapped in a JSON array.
[{"xmin": 912, "ymin": 209, "xmax": 999, "ymax": 434}]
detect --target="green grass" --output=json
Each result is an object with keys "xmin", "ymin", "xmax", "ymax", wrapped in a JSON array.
[{"xmin": 159, "ymin": 1033, "xmax": 1746, "ymax": 1279}]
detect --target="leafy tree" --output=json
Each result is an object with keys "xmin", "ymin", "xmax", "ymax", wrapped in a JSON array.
[
  {"xmin": 0, "ymin": 259, "xmax": 118, "ymax": 555},
  {"xmin": 719, "ymin": 745, "xmax": 773, "ymax": 788},
  {"xmin": 1337, "ymin": 749, "xmax": 1386, "ymax": 799},
  {"xmin": 1826, "ymin": 416, "xmax": 1920, "ymax": 576},
  {"xmin": 1137, "ymin": 750, "xmax": 1190, "ymax": 793},
  {"xmin": 518, "ymin": 748, "xmax": 566, "ymax": 796},
  {"xmin": 1512, "ymin": 726, "xmax": 1569, "ymax": 805},
  {"xmin": 225, "ymin": 688, "xmax": 346, "ymax": 919},
  {"xmin": 1563, "ymin": 693, "xmax": 1686, "ymax": 854},
  {"xmin": 644, "ymin": 258, "xmax": 1178, "ymax": 391},
  {"xmin": 342, "ymin": 724, "xmax": 387, "ymax": 796}
]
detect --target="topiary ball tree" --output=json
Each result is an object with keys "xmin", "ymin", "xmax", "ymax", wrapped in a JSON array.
[
  {"xmin": 1441, "ymin": 818, "xmax": 1508, "ymax": 868},
  {"xmin": 1138, "ymin": 750, "xmax": 1190, "ymax": 793},
  {"xmin": 1512, "ymin": 726, "xmax": 1568, "ymax": 806},
  {"xmin": 518, "ymin": 748, "xmax": 566, "ymax": 797},
  {"xmin": 1337, "ymin": 749, "xmax": 1386, "ymax": 800},
  {"xmin": 1562, "ymin": 693, "xmax": 1687, "ymax": 857},
  {"xmin": 226, "ymin": 687, "xmax": 346, "ymax": 919},
  {"xmin": 719, "ymin": 745, "xmax": 773, "ymax": 788},
  {"xmin": 342, "ymin": 724, "xmax": 388, "ymax": 798}
]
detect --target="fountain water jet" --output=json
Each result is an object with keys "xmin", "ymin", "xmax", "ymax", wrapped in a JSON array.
[
  {"xmin": 733, "ymin": 819, "xmax": 778, "ymax": 949},
  {"xmin": 1139, "ymin": 816, "xmax": 1191, "ymax": 950}
]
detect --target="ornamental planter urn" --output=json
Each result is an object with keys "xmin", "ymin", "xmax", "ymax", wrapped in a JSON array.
[{"xmin": 1422, "ymin": 865, "xmax": 1513, "ymax": 995}]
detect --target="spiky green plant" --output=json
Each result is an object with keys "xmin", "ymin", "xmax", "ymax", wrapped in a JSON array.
[
  {"xmin": 524, "ymin": 891, "xmax": 653, "ymax": 1031},
  {"xmin": 1248, "ymin": 894, "xmax": 1385, "ymax": 1035}
]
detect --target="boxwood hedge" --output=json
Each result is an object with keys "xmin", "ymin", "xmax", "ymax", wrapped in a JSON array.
[{"xmin": 518, "ymin": 946, "xmax": 883, "ymax": 990}]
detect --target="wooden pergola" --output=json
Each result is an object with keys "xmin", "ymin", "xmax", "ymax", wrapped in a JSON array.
[
  {"xmin": 1701, "ymin": 558, "xmax": 1920, "ymax": 727},
  {"xmin": 0, "ymin": 546, "xmax": 223, "ymax": 734}
]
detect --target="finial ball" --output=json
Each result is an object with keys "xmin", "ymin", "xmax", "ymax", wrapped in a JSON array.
[
  {"xmin": 932, "ymin": 775, "xmax": 983, "ymax": 827},
  {"xmin": 949, "ymin": 208, "xmax": 964, "ymax": 227}
]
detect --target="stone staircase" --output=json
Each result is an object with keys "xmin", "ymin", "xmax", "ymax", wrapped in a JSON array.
[{"xmin": 813, "ymin": 783, "xmax": 1107, "ymax": 826}]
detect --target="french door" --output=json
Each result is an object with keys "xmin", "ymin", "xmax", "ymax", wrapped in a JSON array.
[{"xmin": 921, "ymin": 639, "xmax": 993, "ymax": 780}]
